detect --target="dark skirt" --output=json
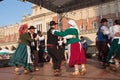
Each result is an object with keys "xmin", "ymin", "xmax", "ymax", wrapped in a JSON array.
[{"xmin": 9, "ymin": 44, "xmax": 33, "ymax": 70}]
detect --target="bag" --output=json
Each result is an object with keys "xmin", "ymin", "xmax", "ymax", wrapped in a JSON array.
[{"xmin": 83, "ymin": 42, "xmax": 88, "ymax": 49}]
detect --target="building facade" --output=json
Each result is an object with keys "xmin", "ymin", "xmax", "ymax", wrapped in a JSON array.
[
  {"xmin": 0, "ymin": 0, "xmax": 120, "ymax": 49},
  {"xmin": 0, "ymin": 23, "xmax": 20, "ymax": 50}
]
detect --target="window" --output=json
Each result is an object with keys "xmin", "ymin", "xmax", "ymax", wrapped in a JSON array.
[
  {"xmin": 80, "ymin": 25, "xmax": 84, "ymax": 31},
  {"xmin": 93, "ymin": 21, "xmax": 98, "ymax": 29},
  {"xmin": 36, "ymin": 24, "xmax": 42, "ymax": 31},
  {"xmin": 108, "ymin": 19, "xmax": 113, "ymax": 27}
]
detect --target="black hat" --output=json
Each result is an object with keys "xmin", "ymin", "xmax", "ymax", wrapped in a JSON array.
[
  {"xmin": 100, "ymin": 18, "xmax": 108, "ymax": 23},
  {"xmin": 37, "ymin": 30, "xmax": 41, "ymax": 33},
  {"xmin": 114, "ymin": 19, "xmax": 120, "ymax": 25},
  {"xmin": 50, "ymin": 21, "xmax": 58, "ymax": 26},
  {"xmin": 80, "ymin": 36, "xmax": 84, "ymax": 38},
  {"xmin": 28, "ymin": 26, "xmax": 36, "ymax": 30}
]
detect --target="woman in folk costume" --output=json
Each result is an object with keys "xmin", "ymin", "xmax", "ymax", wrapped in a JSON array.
[
  {"xmin": 106, "ymin": 20, "xmax": 120, "ymax": 70},
  {"xmin": 52, "ymin": 20, "xmax": 86, "ymax": 76},
  {"xmin": 9, "ymin": 24, "xmax": 34, "ymax": 74}
]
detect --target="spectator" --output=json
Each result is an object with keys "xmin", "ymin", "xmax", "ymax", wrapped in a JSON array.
[{"xmin": 80, "ymin": 36, "xmax": 88, "ymax": 56}]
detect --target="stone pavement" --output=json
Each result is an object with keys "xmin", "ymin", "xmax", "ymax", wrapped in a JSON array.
[{"xmin": 0, "ymin": 58, "xmax": 120, "ymax": 80}]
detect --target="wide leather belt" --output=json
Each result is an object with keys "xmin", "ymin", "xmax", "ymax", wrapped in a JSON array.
[{"xmin": 47, "ymin": 44, "xmax": 57, "ymax": 47}]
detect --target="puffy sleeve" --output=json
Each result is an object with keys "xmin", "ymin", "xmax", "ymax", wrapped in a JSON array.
[
  {"xmin": 53, "ymin": 29, "xmax": 70, "ymax": 37},
  {"xmin": 101, "ymin": 26, "xmax": 110, "ymax": 35},
  {"xmin": 113, "ymin": 25, "xmax": 120, "ymax": 33},
  {"xmin": 63, "ymin": 35, "xmax": 73, "ymax": 39}
]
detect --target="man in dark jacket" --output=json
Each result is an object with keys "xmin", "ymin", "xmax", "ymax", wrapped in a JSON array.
[
  {"xmin": 28, "ymin": 26, "xmax": 39, "ymax": 71},
  {"xmin": 47, "ymin": 21, "xmax": 62, "ymax": 76},
  {"xmin": 37, "ymin": 30, "xmax": 45, "ymax": 67}
]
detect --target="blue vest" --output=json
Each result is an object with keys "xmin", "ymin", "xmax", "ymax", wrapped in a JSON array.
[{"xmin": 97, "ymin": 24, "xmax": 108, "ymax": 42}]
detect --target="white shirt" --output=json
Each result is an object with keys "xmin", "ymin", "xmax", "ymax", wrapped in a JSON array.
[
  {"xmin": 110, "ymin": 25, "xmax": 120, "ymax": 44},
  {"xmin": 36, "ymin": 35, "xmax": 45, "ymax": 41},
  {"xmin": 109, "ymin": 25, "xmax": 120, "ymax": 38},
  {"xmin": 101, "ymin": 26, "xmax": 110, "ymax": 35}
]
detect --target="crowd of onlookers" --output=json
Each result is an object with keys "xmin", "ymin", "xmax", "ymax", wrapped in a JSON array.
[
  {"xmin": 0, "ymin": 46, "xmax": 16, "ymax": 60},
  {"xmin": 0, "ymin": 54, "xmax": 12, "ymax": 60}
]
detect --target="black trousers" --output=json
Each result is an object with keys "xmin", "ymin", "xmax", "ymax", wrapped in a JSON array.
[
  {"xmin": 31, "ymin": 46, "xmax": 38, "ymax": 67},
  {"xmin": 47, "ymin": 46, "xmax": 62, "ymax": 70},
  {"xmin": 58, "ymin": 46, "xmax": 65, "ymax": 61},
  {"xmin": 96, "ymin": 41, "xmax": 109, "ymax": 63},
  {"xmin": 38, "ymin": 49, "xmax": 44, "ymax": 63},
  {"xmin": 32, "ymin": 50, "xmax": 38, "ymax": 67}
]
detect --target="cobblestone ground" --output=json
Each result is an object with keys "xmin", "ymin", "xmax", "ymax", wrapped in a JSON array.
[{"xmin": 0, "ymin": 58, "xmax": 120, "ymax": 80}]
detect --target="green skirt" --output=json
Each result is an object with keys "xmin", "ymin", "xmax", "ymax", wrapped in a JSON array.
[
  {"xmin": 9, "ymin": 44, "xmax": 33, "ymax": 70},
  {"xmin": 107, "ymin": 39, "xmax": 120, "ymax": 62}
]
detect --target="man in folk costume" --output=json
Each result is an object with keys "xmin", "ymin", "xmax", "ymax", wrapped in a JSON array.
[
  {"xmin": 96, "ymin": 18, "xmax": 109, "ymax": 67},
  {"xmin": 106, "ymin": 19, "xmax": 120, "ymax": 70},
  {"xmin": 58, "ymin": 36, "xmax": 66, "ymax": 63},
  {"xmin": 28, "ymin": 26, "xmax": 39, "ymax": 71},
  {"xmin": 37, "ymin": 30, "xmax": 45, "ymax": 67},
  {"xmin": 47, "ymin": 21, "xmax": 62, "ymax": 76},
  {"xmin": 52, "ymin": 20, "xmax": 87, "ymax": 76}
]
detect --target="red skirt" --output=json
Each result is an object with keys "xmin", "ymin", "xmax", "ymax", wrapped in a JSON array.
[{"xmin": 69, "ymin": 42, "xmax": 86, "ymax": 67}]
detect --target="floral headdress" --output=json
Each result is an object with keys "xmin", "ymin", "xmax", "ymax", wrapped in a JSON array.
[{"xmin": 19, "ymin": 24, "xmax": 28, "ymax": 34}]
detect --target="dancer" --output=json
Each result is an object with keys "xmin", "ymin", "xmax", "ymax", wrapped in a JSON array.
[
  {"xmin": 96, "ymin": 18, "xmax": 109, "ymax": 67},
  {"xmin": 106, "ymin": 19, "xmax": 120, "ymax": 70},
  {"xmin": 9, "ymin": 24, "xmax": 34, "ymax": 74},
  {"xmin": 52, "ymin": 20, "xmax": 87, "ymax": 76},
  {"xmin": 47, "ymin": 21, "xmax": 62, "ymax": 76}
]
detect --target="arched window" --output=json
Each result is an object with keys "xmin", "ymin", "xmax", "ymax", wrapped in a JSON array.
[
  {"xmin": 108, "ymin": 19, "xmax": 113, "ymax": 27},
  {"xmin": 93, "ymin": 21, "xmax": 98, "ymax": 29}
]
